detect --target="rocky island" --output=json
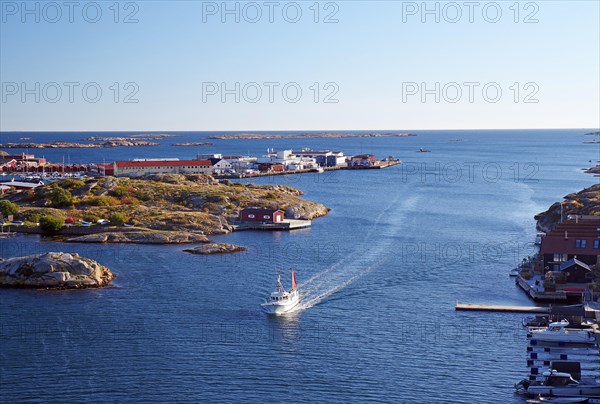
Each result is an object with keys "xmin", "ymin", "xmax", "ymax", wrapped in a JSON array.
[
  {"xmin": 0, "ymin": 140, "xmax": 159, "ymax": 149},
  {"xmin": 0, "ymin": 252, "xmax": 115, "ymax": 289},
  {"xmin": 172, "ymin": 142, "xmax": 214, "ymax": 147},
  {"xmin": 1, "ymin": 174, "xmax": 329, "ymax": 253},
  {"xmin": 207, "ymin": 132, "xmax": 416, "ymax": 140}
]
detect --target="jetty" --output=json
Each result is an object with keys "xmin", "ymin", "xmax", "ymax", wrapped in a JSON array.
[
  {"xmin": 234, "ymin": 219, "xmax": 311, "ymax": 231},
  {"xmin": 455, "ymin": 303, "xmax": 550, "ymax": 313}
]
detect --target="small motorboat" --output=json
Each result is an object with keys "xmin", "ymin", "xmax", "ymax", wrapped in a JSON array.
[
  {"xmin": 261, "ymin": 270, "xmax": 299, "ymax": 315},
  {"xmin": 516, "ymin": 369, "xmax": 600, "ymax": 397},
  {"xmin": 417, "ymin": 148, "xmax": 431, "ymax": 153},
  {"xmin": 528, "ymin": 321, "xmax": 596, "ymax": 344},
  {"xmin": 523, "ymin": 315, "xmax": 550, "ymax": 328},
  {"xmin": 510, "ymin": 267, "xmax": 520, "ymax": 277}
]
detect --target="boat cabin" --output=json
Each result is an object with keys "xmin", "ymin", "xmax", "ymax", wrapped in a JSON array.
[{"xmin": 543, "ymin": 371, "xmax": 579, "ymax": 387}]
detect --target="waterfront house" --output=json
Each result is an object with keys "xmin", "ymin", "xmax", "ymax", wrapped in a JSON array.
[
  {"xmin": 209, "ymin": 158, "xmax": 233, "ymax": 175},
  {"xmin": 348, "ymin": 154, "xmax": 377, "ymax": 167},
  {"xmin": 113, "ymin": 159, "xmax": 212, "ymax": 177},
  {"xmin": 257, "ymin": 163, "xmax": 285, "ymax": 173},
  {"xmin": 558, "ymin": 258, "xmax": 593, "ymax": 283},
  {"xmin": 540, "ymin": 217, "xmax": 600, "ymax": 272},
  {"xmin": 240, "ymin": 208, "xmax": 285, "ymax": 223}
]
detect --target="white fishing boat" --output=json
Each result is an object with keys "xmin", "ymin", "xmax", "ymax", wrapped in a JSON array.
[
  {"xmin": 261, "ymin": 270, "xmax": 299, "ymax": 315},
  {"xmin": 516, "ymin": 369, "xmax": 600, "ymax": 397},
  {"xmin": 529, "ymin": 321, "xmax": 596, "ymax": 344}
]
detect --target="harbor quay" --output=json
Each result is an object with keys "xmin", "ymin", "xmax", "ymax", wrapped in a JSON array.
[{"xmin": 1, "ymin": 148, "xmax": 401, "ymax": 179}]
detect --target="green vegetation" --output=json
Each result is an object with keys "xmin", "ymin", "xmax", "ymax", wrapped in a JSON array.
[
  {"xmin": 82, "ymin": 213, "xmax": 100, "ymax": 223},
  {"xmin": 1, "ymin": 175, "xmax": 328, "ymax": 235},
  {"xmin": 47, "ymin": 184, "xmax": 73, "ymax": 208},
  {"xmin": 109, "ymin": 212, "xmax": 127, "ymax": 226},
  {"xmin": 0, "ymin": 200, "xmax": 18, "ymax": 218},
  {"xmin": 39, "ymin": 216, "xmax": 65, "ymax": 233}
]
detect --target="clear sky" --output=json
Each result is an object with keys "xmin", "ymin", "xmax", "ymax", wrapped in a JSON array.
[{"xmin": 1, "ymin": 0, "xmax": 599, "ymax": 131}]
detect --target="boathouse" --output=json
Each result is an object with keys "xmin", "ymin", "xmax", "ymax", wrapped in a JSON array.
[
  {"xmin": 348, "ymin": 154, "xmax": 376, "ymax": 167},
  {"xmin": 540, "ymin": 217, "xmax": 600, "ymax": 271},
  {"xmin": 559, "ymin": 259, "xmax": 593, "ymax": 283},
  {"xmin": 239, "ymin": 208, "xmax": 285, "ymax": 223}
]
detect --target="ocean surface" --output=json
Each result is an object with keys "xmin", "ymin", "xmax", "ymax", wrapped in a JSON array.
[{"xmin": 0, "ymin": 129, "xmax": 599, "ymax": 403}]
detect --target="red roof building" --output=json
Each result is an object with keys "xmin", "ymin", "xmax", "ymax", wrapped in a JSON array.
[
  {"xmin": 540, "ymin": 218, "xmax": 600, "ymax": 271},
  {"xmin": 239, "ymin": 208, "xmax": 285, "ymax": 223},
  {"xmin": 113, "ymin": 159, "xmax": 212, "ymax": 177}
]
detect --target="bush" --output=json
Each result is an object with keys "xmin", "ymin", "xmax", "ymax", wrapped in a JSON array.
[
  {"xmin": 39, "ymin": 216, "xmax": 65, "ymax": 233},
  {"xmin": 61, "ymin": 179, "xmax": 85, "ymax": 190},
  {"xmin": 110, "ymin": 186, "xmax": 130, "ymax": 198},
  {"xmin": 109, "ymin": 212, "xmax": 127, "ymax": 226},
  {"xmin": 94, "ymin": 196, "xmax": 119, "ymax": 207},
  {"xmin": 47, "ymin": 185, "xmax": 73, "ymax": 208},
  {"xmin": 0, "ymin": 200, "xmax": 18, "ymax": 218},
  {"xmin": 82, "ymin": 213, "xmax": 100, "ymax": 223}
]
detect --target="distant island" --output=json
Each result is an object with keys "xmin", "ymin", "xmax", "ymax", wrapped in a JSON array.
[
  {"xmin": 172, "ymin": 142, "xmax": 214, "ymax": 147},
  {"xmin": 0, "ymin": 141, "xmax": 159, "ymax": 149},
  {"xmin": 84, "ymin": 134, "xmax": 175, "ymax": 141},
  {"xmin": 208, "ymin": 132, "xmax": 417, "ymax": 140}
]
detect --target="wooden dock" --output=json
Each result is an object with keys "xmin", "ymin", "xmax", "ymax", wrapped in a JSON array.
[
  {"xmin": 455, "ymin": 303, "xmax": 550, "ymax": 313},
  {"xmin": 234, "ymin": 219, "xmax": 311, "ymax": 231}
]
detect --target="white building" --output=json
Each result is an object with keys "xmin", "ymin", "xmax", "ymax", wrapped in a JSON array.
[{"xmin": 113, "ymin": 159, "xmax": 213, "ymax": 177}]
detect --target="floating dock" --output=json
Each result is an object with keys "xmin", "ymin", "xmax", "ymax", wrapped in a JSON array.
[
  {"xmin": 234, "ymin": 219, "xmax": 311, "ymax": 231},
  {"xmin": 455, "ymin": 303, "xmax": 550, "ymax": 313}
]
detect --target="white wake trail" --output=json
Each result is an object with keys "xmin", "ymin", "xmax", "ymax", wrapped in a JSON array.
[{"xmin": 290, "ymin": 194, "xmax": 419, "ymax": 313}]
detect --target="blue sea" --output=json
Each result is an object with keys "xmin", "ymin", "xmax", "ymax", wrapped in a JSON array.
[{"xmin": 0, "ymin": 129, "xmax": 599, "ymax": 403}]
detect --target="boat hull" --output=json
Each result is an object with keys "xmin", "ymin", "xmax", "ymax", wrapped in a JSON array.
[
  {"xmin": 526, "ymin": 384, "xmax": 600, "ymax": 396},
  {"xmin": 261, "ymin": 299, "xmax": 299, "ymax": 315}
]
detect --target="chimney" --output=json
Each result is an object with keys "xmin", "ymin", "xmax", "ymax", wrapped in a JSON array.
[{"xmin": 565, "ymin": 231, "xmax": 568, "ymax": 240}]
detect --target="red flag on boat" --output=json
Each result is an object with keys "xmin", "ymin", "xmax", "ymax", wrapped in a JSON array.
[{"xmin": 291, "ymin": 271, "xmax": 297, "ymax": 289}]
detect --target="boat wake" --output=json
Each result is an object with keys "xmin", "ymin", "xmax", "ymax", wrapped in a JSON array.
[{"xmin": 289, "ymin": 194, "xmax": 419, "ymax": 313}]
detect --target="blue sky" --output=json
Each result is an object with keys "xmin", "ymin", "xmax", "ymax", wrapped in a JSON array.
[{"xmin": 0, "ymin": 0, "xmax": 599, "ymax": 131}]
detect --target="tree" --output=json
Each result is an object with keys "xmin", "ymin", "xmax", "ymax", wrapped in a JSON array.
[
  {"xmin": 0, "ymin": 200, "xmax": 18, "ymax": 218},
  {"xmin": 109, "ymin": 212, "xmax": 127, "ymax": 226},
  {"xmin": 47, "ymin": 185, "xmax": 73, "ymax": 208},
  {"xmin": 39, "ymin": 216, "xmax": 65, "ymax": 233}
]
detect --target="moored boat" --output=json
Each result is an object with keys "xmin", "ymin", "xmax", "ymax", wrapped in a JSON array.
[
  {"xmin": 516, "ymin": 369, "xmax": 600, "ymax": 397},
  {"xmin": 528, "ymin": 321, "xmax": 596, "ymax": 344},
  {"xmin": 261, "ymin": 270, "xmax": 299, "ymax": 315}
]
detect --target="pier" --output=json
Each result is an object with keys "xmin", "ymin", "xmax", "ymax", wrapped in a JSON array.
[
  {"xmin": 234, "ymin": 219, "xmax": 312, "ymax": 231},
  {"xmin": 455, "ymin": 303, "xmax": 550, "ymax": 313}
]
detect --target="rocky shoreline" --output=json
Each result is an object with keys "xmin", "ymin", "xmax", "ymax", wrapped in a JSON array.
[
  {"xmin": 0, "ymin": 252, "xmax": 115, "ymax": 289},
  {"xmin": 535, "ymin": 183, "xmax": 600, "ymax": 233},
  {"xmin": 183, "ymin": 243, "xmax": 247, "ymax": 255},
  {"xmin": 1, "ymin": 174, "xmax": 328, "ymax": 254}
]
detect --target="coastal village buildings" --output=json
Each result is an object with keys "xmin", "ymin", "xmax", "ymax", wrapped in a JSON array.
[
  {"xmin": 349, "ymin": 154, "xmax": 377, "ymax": 167},
  {"xmin": 113, "ymin": 159, "xmax": 212, "ymax": 177},
  {"xmin": 540, "ymin": 216, "xmax": 600, "ymax": 278}
]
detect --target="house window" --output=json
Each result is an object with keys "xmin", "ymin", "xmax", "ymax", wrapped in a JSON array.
[
  {"xmin": 594, "ymin": 240, "xmax": 599, "ymax": 249},
  {"xmin": 553, "ymin": 253, "xmax": 567, "ymax": 262},
  {"xmin": 576, "ymin": 239, "xmax": 587, "ymax": 248},
  {"xmin": 582, "ymin": 240, "xmax": 587, "ymax": 248}
]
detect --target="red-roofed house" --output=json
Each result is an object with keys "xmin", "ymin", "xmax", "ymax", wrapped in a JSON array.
[
  {"xmin": 540, "ymin": 217, "xmax": 600, "ymax": 272},
  {"xmin": 113, "ymin": 159, "xmax": 212, "ymax": 177},
  {"xmin": 349, "ymin": 154, "xmax": 376, "ymax": 167}
]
